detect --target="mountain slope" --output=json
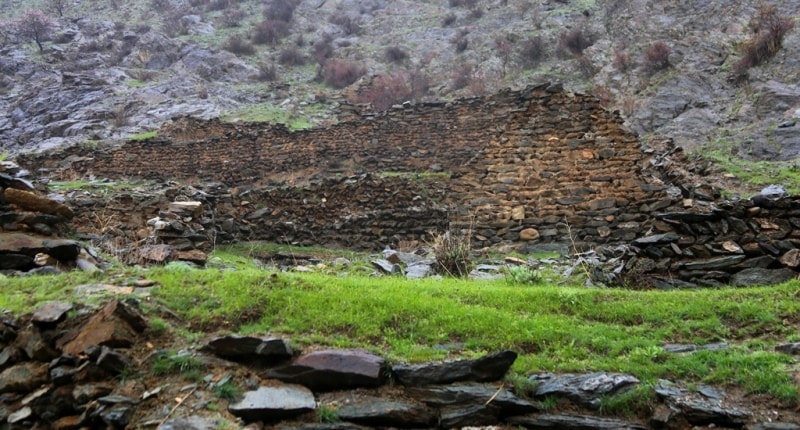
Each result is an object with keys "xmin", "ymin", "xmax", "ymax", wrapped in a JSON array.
[{"xmin": 0, "ymin": 0, "xmax": 798, "ymax": 193}]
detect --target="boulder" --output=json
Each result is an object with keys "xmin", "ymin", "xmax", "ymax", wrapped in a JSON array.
[
  {"xmin": 201, "ymin": 335, "xmax": 293, "ymax": 366},
  {"xmin": 394, "ymin": 350, "xmax": 517, "ymax": 386},
  {"xmin": 228, "ymin": 384, "xmax": 315, "ymax": 422},
  {"xmin": 263, "ymin": 349, "xmax": 385, "ymax": 391}
]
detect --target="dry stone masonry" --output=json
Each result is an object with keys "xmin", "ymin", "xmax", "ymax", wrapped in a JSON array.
[{"xmin": 17, "ymin": 83, "xmax": 800, "ymax": 285}]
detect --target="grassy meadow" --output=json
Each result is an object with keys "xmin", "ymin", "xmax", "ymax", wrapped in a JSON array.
[{"xmin": 3, "ymin": 243, "xmax": 800, "ymax": 409}]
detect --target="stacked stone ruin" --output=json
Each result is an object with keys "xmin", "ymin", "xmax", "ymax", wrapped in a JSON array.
[{"xmin": 17, "ymin": 83, "xmax": 800, "ymax": 285}]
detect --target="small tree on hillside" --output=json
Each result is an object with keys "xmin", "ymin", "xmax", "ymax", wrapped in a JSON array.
[
  {"xmin": 12, "ymin": 9, "xmax": 56, "ymax": 52},
  {"xmin": 47, "ymin": 0, "xmax": 68, "ymax": 17}
]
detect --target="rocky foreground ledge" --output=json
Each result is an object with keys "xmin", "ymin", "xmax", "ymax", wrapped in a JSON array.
[{"xmin": 1, "ymin": 297, "xmax": 799, "ymax": 429}]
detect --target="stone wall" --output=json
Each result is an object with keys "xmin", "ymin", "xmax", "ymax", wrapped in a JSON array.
[{"xmin": 22, "ymin": 83, "xmax": 680, "ymax": 250}]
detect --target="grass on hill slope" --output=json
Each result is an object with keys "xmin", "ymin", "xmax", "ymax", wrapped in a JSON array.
[{"xmin": 5, "ymin": 245, "xmax": 798, "ymax": 407}]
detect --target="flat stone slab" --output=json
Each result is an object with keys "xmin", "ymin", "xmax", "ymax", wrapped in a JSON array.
[
  {"xmin": 336, "ymin": 395, "xmax": 436, "ymax": 427},
  {"xmin": 264, "ymin": 349, "xmax": 385, "ymax": 391},
  {"xmin": 531, "ymin": 372, "xmax": 639, "ymax": 408},
  {"xmin": 407, "ymin": 382, "xmax": 538, "ymax": 416},
  {"xmin": 228, "ymin": 384, "xmax": 315, "ymax": 422},
  {"xmin": 655, "ymin": 380, "xmax": 751, "ymax": 427},
  {"xmin": 201, "ymin": 335, "xmax": 292, "ymax": 366},
  {"xmin": 394, "ymin": 350, "xmax": 517, "ymax": 386},
  {"xmin": 507, "ymin": 413, "xmax": 647, "ymax": 429},
  {"xmin": 31, "ymin": 301, "xmax": 73, "ymax": 324}
]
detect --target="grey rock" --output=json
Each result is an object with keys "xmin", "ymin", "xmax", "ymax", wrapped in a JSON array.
[
  {"xmin": 682, "ymin": 255, "xmax": 745, "ymax": 271},
  {"xmin": 405, "ymin": 261, "xmax": 434, "ymax": 279},
  {"xmin": 394, "ymin": 350, "xmax": 517, "ymax": 386},
  {"xmin": 531, "ymin": 372, "xmax": 639, "ymax": 408},
  {"xmin": 31, "ymin": 301, "xmax": 73, "ymax": 324},
  {"xmin": 775, "ymin": 343, "xmax": 800, "ymax": 355},
  {"xmin": 264, "ymin": 349, "xmax": 385, "ymax": 391},
  {"xmin": 371, "ymin": 258, "xmax": 402, "ymax": 274},
  {"xmin": 632, "ymin": 233, "xmax": 680, "ymax": 246},
  {"xmin": 18, "ymin": 324, "xmax": 59, "ymax": 361},
  {"xmin": 96, "ymin": 346, "xmax": 132, "ymax": 374},
  {"xmin": 746, "ymin": 424, "xmax": 800, "ymax": 430},
  {"xmin": 336, "ymin": 396, "xmax": 436, "ymax": 427},
  {"xmin": 228, "ymin": 384, "xmax": 315, "ymax": 422},
  {"xmin": 7, "ymin": 406, "xmax": 32, "ymax": 424},
  {"xmin": 100, "ymin": 405, "xmax": 134, "ymax": 428},
  {"xmin": 201, "ymin": 335, "xmax": 293, "ymax": 366},
  {"xmin": 507, "ymin": 413, "xmax": 647, "ymax": 429},
  {"xmin": 662, "ymin": 342, "xmax": 727, "ymax": 354},
  {"xmin": 158, "ymin": 416, "xmax": 221, "ymax": 430},
  {"xmin": 440, "ymin": 404, "xmax": 500, "ymax": 428},
  {"xmin": 731, "ymin": 267, "xmax": 797, "ymax": 287},
  {"xmin": 655, "ymin": 380, "xmax": 751, "ymax": 426},
  {"xmin": 0, "ymin": 362, "xmax": 49, "ymax": 393},
  {"xmin": 408, "ymin": 382, "xmax": 537, "ymax": 416}
]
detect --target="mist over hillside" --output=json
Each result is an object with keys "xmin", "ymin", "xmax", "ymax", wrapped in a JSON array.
[{"xmin": 0, "ymin": 0, "xmax": 798, "ymax": 191}]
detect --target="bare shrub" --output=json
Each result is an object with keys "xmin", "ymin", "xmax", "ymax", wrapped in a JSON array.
[
  {"xmin": 448, "ymin": 0, "xmax": 478, "ymax": 8},
  {"xmin": 263, "ymin": 0, "xmax": 298, "ymax": 23},
  {"xmin": 47, "ymin": 0, "xmax": 68, "ymax": 17},
  {"xmin": 355, "ymin": 72, "xmax": 413, "ymax": 111},
  {"xmin": 452, "ymin": 29, "xmax": 469, "ymax": 53},
  {"xmin": 468, "ymin": 7, "xmax": 483, "ymax": 20},
  {"xmin": 450, "ymin": 61, "xmax": 473, "ymax": 91},
  {"xmin": 644, "ymin": 40, "xmax": 670, "ymax": 72},
  {"xmin": 150, "ymin": 0, "xmax": 173, "ymax": 12},
  {"xmin": 313, "ymin": 37, "xmax": 334, "ymax": 67},
  {"xmin": 322, "ymin": 59, "xmax": 366, "ymax": 89},
  {"xmin": 252, "ymin": 19, "xmax": 290, "ymax": 45},
  {"xmin": 208, "ymin": 0, "xmax": 232, "ymax": 11},
  {"xmin": 224, "ymin": 34, "xmax": 256, "ymax": 56},
  {"xmin": 408, "ymin": 69, "xmax": 430, "ymax": 99},
  {"xmin": 329, "ymin": 13, "xmax": 363, "ymax": 36},
  {"xmin": 518, "ymin": 35, "xmax": 545, "ymax": 69},
  {"xmin": 560, "ymin": 26, "xmax": 593, "ymax": 56},
  {"xmin": 734, "ymin": 2, "xmax": 795, "ymax": 73},
  {"xmin": 441, "ymin": 13, "xmax": 456, "ymax": 27},
  {"xmin": 384, "ymin": 46, "xmax": 408, "ymax": 64},
  {"xmin": 255, "ymin": 62, "xmax": 277, "ymax": 81},
  {"xmin": 220, "ymin": 8, "xmax": 246, "ymax": 28},
  {"xmin": 278, "ymin": 47, "xmax": 306, "ymax": 66},
  {"xmin": 494, "ymin": 34, "xmax": 516, "ymax": 76},
  {"xmin": 612, "ymin": 48, "xmax": 633, "ymax": 72}
]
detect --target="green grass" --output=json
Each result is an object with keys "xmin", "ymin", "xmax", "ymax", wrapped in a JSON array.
[
  {"xmin": 221, "ymin": 104, "xmax": 314, "ymax": 130},
  {"xmin": 128, "ymin": 130, "xmax": 158, "ymax": 141},
  {"xmin": 701, "ymin": 137, "xmax": 800, "ymax": 195},
  {"xmin": 138, "ymin": 250, "xmax": 800, "ymax": 402},
  {"xmin": 4, "ymin": 246, "xmax": 800, "ymax": 404}
]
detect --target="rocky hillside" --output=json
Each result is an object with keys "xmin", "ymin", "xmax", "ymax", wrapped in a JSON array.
[{"xmin": 0, "ymin": 0, "xmax": 798, "ymax": 188}]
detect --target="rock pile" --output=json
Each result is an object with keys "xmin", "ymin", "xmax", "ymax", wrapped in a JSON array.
[
  {"xmin": 2, "ymin": 300, "xmax": 797, "ymax": 429},
  {"xmin": 616, "ymin": 187, "xmax": 800, "ymax": 288},
  {"xmin": 0, "ymin": 161, "xmax": 101, "ymax": 274}
]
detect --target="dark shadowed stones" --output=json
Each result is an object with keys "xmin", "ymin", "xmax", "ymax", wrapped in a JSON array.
[
  {"xmin": 31, "ymin": 301, "xmax": 73, "ymax": 325},
  {"xmin": 56, "ymin": 299, "xmax": 146, "ymax": 356},
  {"xmin": 507, "ymin": 413, "xmax": 647, "ymax": 429},
  {"xmin": 408, "ymin": 382, "xmax": 538, "ymax": 416},
  {"xmin": 393, "ymin": 350, "xmax": 517, "ymax": 386},
  {"xmin": 264, "ymin": 350, "xmax": 385, "ymax": 391},
  {"xmin": 655, "ymin": 379, "xmax": 751, "ymax": 427},
  {"xmin": 731, "ymin": 267, "xmax": 797, "ymax": 286},
  {"xmin": 530, "ymin": 372, "xmax": 639, "ymax": 408},
  {"xmin": 228, "ymin": 384, "xmax": 315, "ymax": 422},
  {"xmin": 201, "ymin": 335, "xmax": 292, "ymax": 366},
  {"xmin": 336, "ymin": 395, "xmax": 436, "ymax": 427},
  {"xmin": 0, "ymin": 362, "xmax": 49, "ymax": 393}
]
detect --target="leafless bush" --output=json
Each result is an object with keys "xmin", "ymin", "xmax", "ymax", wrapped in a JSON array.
[
  {"xmin": 560, "ymin": 26, "xmax": 593, "ymax": 56},
  {"xmin": 322, "ymin": 59, "xmax": 366, "ymax": 89},
  {"xmin": 452, "ymin": 29, "xmax": 469, "ymax": 53},
  {"xmin": 252, "ymin": 19, "xmax": 290, "ymax": 45},
  {"xmin": 278, "ymin": 47, "xmax": 306, "ymax": 66},
  {"xmin": 468, "ymin": 7, "xmax": 483, "ymax": 20},
  {"xmin": 450, "ymin": 61, "xmax": 473, "ymax": 91},
  {"xmin": 150, "ymin": 0, "xmax": 173, "ymax": 12},
  {"xmin": 208, "ymin": 0, "xmax": 232, "ymax": 11},
  {"xmin": 355, "ymin": 72, "xmax": 413, "ymax": 111},
  {"xmin": 47, "ymin": 0, "xmax": 68, "ymax": 17},
  {"xmin": 432, "ymin": 230, "xmax": 473, "ymax": 277},
  {"xmin": 448, "ymin": 0, "xmax": 478, "ymax": 8},
  {"xmin": 329, "ymin": 13, "xmax": 363, "ymax": 36},
  {"xmin": 255, "ymin": 62, "xmax": 278, "ymax": 81},
  {"xmin": 518, "ymin": 35, "xmax": 545, "ymax": 69},
  {"xmin": 613, "ymin": 48, "xmax": 633, "ymax": 72},
  {"xmin": 384, "ymin": 46, "xmax": 408, "ymax": 64},
  {"xmin": 263, "ymin": 0, "xmax": 298, "ymax": 23},
  {"xmin": 734, "ymin": 2, "xmax": 795, "ymax": 73},
  {"xmin": 220, "ymin": 8, "xmax": 246, "ymax": 28},
  {"xmin": 441, "ymin": 13, "xmax": 456, "ymax": 27},
  {"xmin": 644, "ymin": 40, "xmax": 670, "ymax": 72},
  {"xmin": 313, "ymin": 37, "xmax": 334, "ymax": 67},
  {"xmin": 225, "ymin": 34, "xmax": 256, "ymax": 56}
]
